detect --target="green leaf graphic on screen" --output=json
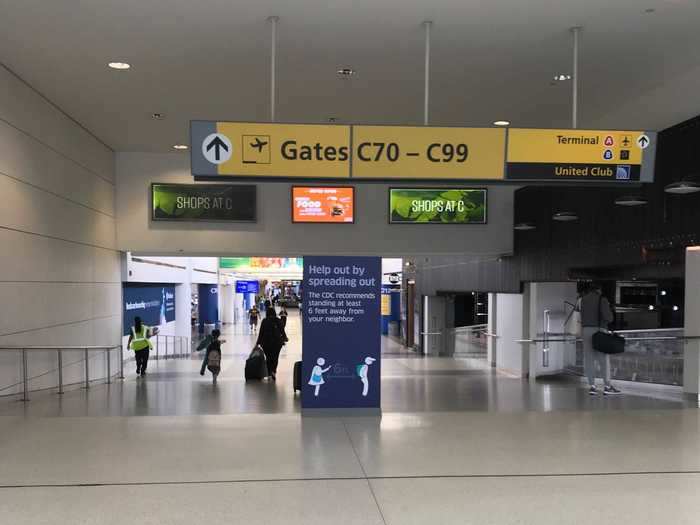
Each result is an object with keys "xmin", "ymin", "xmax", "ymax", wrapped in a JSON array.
[{"xmin": 390, "ymin": 189, "xmax": 486, "ymax": 224}]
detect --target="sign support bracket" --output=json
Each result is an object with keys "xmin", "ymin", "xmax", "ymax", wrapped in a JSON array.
[
  {"xmin": 423, "ymin": 21, "xmax": 432, "ymax": 126},
  {"xmin": 571, "ymin": 26, "xmax": 581, "ymax": 129},
  {"xmin": 268, "ymin": 16, "xmax": 279, "ymax": 123}
]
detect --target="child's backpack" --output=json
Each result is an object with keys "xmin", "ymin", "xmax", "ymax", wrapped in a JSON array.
[{"xmin": 207, "ymin": 348, "xmax": 221, "ymax": 372}]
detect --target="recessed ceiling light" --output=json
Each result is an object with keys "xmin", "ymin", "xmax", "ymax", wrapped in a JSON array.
[
  {"xmin": 664, "ymin": 181, "xmax": 700, "ymax": 194},
  {"xmin": 493, "ymin": 120, "xmax": 510, "ymax": 126},
  {"xmin": 648, "ymin": 305, "xmax": 655, "ymax": 311},
  {"xmin": 514, "ymin": 222, "xmax": 536, "ymax": 231},
  {"xmin": 337, "ymin": 68, "xmax": 356, "ymax": 77},
  {"xmin": 615, "ymin": 195, "xmax": 648, "ymax": 206},
  {"xmin": 552, "ymin": 211, "xmax": 578, "ymax": 222},
  {"xmin": 173, "ymin": 144, "xmax": 189, "ymax": 150},
  {"xmin": 108, "ymin": 62, "xmax": 131, "ymax": 70},
  {"xmin": 553, "ymin": 74, "xmax": 572, "ymax": 81},
  {"xmin": 673, "ymin": 305, "xmax": 679, "ymax": 312}
]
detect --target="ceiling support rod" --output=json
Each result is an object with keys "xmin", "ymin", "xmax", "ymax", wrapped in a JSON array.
[
  {"xmin": 269, "ymin": 16, "xmax": 279, "ymax": 122},
  {"xmin": 423, "ymin": 21, "xmax": 433, "ymax": 126},
  {"xmin": 571, "ymin": 26, "xmax": 581, "ymax": 129}
]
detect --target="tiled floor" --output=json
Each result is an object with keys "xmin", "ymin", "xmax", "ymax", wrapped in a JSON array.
[{"xmin": 2, "ymin": 312, "xmax": 700, "ymax": 523}]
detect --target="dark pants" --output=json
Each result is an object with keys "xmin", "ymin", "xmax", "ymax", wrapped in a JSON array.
[
  {"xmin": 135, "ymin": 348, "xmax": 150, "ymax": 374},
  {"xmin": 264, "ymin": 345, "xmax": 282, "ymax": 376}
]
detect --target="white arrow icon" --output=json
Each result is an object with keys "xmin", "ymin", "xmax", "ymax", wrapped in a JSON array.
[
  {"xmin": 636, "ymin": 135, "xmax": 650, "ymax": 149},
  {"xmin": 202, "ymin": 133, "xmax": 232, "ymax": 164}
]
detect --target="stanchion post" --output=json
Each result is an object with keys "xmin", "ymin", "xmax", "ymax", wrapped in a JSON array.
[
  {"xmin": 21, "ymin": 349, "xmax": 29, "ymax": 402},
  {"xmin": 119, "ymin": 345, "xmax": 125, "ymax": 379},
  {"xmin": 83, "ymin": 348, "xmax": 90, "ymax": 389},
  {"xmin": 106, "ymin": 348, "xmax": 111, "ymax": 384},
  {"xmin": 57, "ymin": 350, "xmax": 64, "ymax": 394}
]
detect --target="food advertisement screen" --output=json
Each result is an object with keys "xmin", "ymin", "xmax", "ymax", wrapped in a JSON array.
[{"xmin": 292, "ymin": 187, "xmax": 354, "ymax": 223}]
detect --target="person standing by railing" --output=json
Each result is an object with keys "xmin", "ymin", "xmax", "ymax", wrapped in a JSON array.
[
  {"xmin": 127, "ymin": 316, "xmax": 155, "ymax": 377},
  {"xmin": 577, "ymin": 283, "xmax": 621, "ymax": 396}
]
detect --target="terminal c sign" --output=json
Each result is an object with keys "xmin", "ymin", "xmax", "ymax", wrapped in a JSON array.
[{"xmin": 190, "ymin": 121, "xmax": 656, "ymax": 183}]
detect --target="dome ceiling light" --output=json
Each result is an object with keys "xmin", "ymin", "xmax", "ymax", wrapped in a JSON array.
[
  {"xmin": 615, "ymin": 195, "xmax": 648, "ymax": 206},
  {"xmin": 664, "ymin": 181, "xmax": 700, "ymax": 195},
  {"xmin": 552, "ymin": 211, "xmax": 579, "ymax": 222}
]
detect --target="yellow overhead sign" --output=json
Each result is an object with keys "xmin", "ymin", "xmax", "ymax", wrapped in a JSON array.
[
  {"xmin": 192, "ymin": 121, "xmax": 350, "ymax": 179},
  {"xmin": 191, "ymin": 121, "xmax": 655, "ymax": 183},
  {"xmin": 506, "ymin": 128, "xmax": 656, "ymax": 182},
  {"xmin": 352, "ymin": 126, "xmax": 506, "ymax": 180}
]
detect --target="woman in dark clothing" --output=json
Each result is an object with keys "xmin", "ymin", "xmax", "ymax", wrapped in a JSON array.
[{"xmin": 256, "ymin": 308, "xmax": 287, "ymax": 380}]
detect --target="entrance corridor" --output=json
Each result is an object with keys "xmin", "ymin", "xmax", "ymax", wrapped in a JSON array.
[{"xmin": 2, "ymin": 312, "xmax": 700, "ymax": 524}]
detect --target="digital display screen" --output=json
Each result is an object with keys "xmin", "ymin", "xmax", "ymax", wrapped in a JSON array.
[
  {"xmin": 292, "ymin": 187, "xmax": 355, "ymax": 223},
  {"xmin": 389, "ymin": 188, "xmax": 487, "ymax": 224}
]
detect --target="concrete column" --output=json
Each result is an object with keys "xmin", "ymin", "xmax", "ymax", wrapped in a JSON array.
[
  {"xmin": 222, "ymin": 284, "xmax": 235, "ymax": 324},
  {"xmin": 487, "ymin": 293, "xmax": 497, "ymax": 367},
  {"xmin": 175, "ymin": 283, "xmax": 192, "ymax": 338},
  {"xmin": 684, "ymin": 248, "xmax": 700, "ymax": 395},
  {"xmin": 494, "ymin": 293, "xmax": 527, "ymax": 377}
]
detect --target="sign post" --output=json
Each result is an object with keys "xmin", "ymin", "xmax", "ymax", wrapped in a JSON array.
[{"xmin": 302, "ymin": 256, "xmax": 381, "ymax": 414}]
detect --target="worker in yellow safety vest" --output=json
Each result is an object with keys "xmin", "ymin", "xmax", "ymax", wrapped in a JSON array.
[{"xmin": 127, "ymin": 316, "xmax": 154, "ymax": 377}]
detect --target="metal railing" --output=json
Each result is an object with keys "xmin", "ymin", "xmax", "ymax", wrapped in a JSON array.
[
  {"xmin": 0, "ymin": 345, "xmax": 122, "ymax": 402},
  {"xmin": 150, "ymin": 334, "xmax": 192, "ymax": 360},
  {"xmin": 517, "ymin": 329, "xmax": 699, "ymax": 385},
  {"xmin": 451, "ymin": 324, "xmax": 489, "ymax": 356},
  {"xmin": 1, "ymin": 334, "xmax": 192, "ymax": 402}
]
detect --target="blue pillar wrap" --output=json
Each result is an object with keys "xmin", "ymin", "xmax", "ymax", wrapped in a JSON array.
[{"xmin": 198, "ymin": 284, "xmax": 219, "ymax": 332}]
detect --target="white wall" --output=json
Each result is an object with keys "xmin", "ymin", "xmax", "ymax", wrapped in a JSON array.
[
  {"xmin": 0, "ymin": 63, "xmax": 120, "ymax": 395},
  {"xmin": 494, "ymin": 293, "xmax": 527, "ymax": 376},
  {"xmin": 116, "ymin": 153, "xmax": 515, "ymax": 257}
]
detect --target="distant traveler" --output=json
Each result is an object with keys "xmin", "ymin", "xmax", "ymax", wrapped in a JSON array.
[
  {"xmin": 198, "ymin": 329, "xmax": 224, "ymax": 385},
  {"xmin": 279, "ymin": 307, "xmax": 288, "ymax": 328},
  {"xmin": 577, "ymin": 283, "xmax": 621, "ymax": 396},
  {"xmin": 256, "ymin": 307, "xmax": 288, "ymax": 380},
  {"xmin": 127, "ymin": 316, "xmax": 154, "ymax": 377},
  {"xmin": 248, "ymin": 305, "xmax": 260, "ymax": 333}
]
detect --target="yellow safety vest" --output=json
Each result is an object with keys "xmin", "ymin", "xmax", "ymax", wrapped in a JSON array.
[{"xmin": 130, "ymin": 326, "xmax": 152, "ymax": 351}]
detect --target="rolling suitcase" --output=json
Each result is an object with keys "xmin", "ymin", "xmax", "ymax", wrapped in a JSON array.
[
  {"xmin": 293, "ymin": 361, "xmax": 302, "ymax": 393},
  {"xmin": 245, "ymin": 345, "xmax": 268, "ymax": 381}
]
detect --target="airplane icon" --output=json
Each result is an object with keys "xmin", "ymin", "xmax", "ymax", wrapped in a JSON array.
[
  {"xmin": 250, "ymin": 137, "xmax": 268, "ymax": 152},
  {"xmin": 242, "ymin": 134, "xmax": 271, "ymax": 164}
]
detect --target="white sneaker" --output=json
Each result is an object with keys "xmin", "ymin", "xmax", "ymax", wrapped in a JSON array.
[
  {"xmin": 604, "ymin": 386, "xmax": 621, "ymax": 395},
  {"xmin": 588, "ymin": 386, "xmax": 598, "ymax": 396}
]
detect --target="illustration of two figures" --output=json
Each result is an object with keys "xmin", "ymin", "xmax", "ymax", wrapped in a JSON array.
[{"xmin": 308, "ymin": 356, "xmax": 376, "ymax": 397}]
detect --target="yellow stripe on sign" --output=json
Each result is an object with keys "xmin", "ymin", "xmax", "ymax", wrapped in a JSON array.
[
  {"xmin": 352, "ymin": 126, "xmax": 506, "ymax": 179},
  {"xmin": 507, "ymin": 129, "xmax": 645, "ymax": 165},
  {"xmin": 216, "ymin": 122, "xmax": 351, "ymax": 178}
]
